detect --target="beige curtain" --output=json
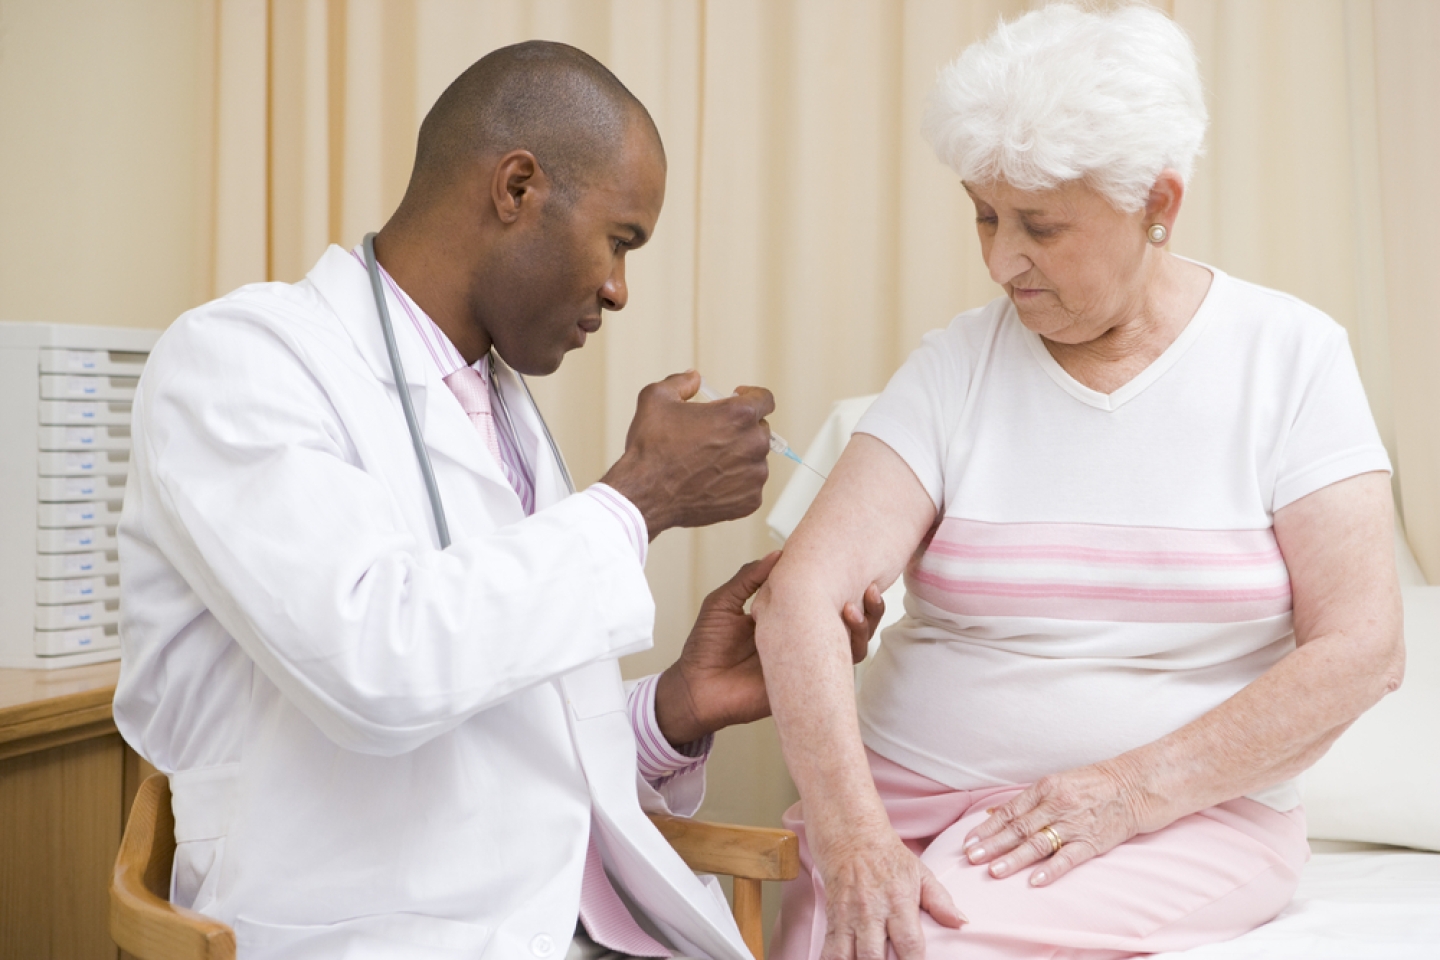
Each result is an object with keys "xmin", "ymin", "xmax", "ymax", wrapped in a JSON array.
[{"xmin": 2, "ymin": 0, "xmax": 1434, "ymax": 930}]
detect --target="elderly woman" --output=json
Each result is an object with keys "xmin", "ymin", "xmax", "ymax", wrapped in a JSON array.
[{"xmin": 753, "ymin": 5, "xmax": 1404, "ymax": 960}]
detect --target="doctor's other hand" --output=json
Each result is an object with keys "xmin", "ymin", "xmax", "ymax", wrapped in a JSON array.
[
  {"xmin": 600, "ymin": 370, "xmax": 775, "ymax": 538},
  {"xmin": 654, "ymin": 551, "xmax": 885, "ymax": 748}
]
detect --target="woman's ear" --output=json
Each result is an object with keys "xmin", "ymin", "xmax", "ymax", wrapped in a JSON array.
[{"xmin": 1144, "ymin": 169, "xmax": 1186, "ymax": 238}]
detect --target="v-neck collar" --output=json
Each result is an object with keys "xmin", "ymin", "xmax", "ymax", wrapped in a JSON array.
[{"xmin": 1021, "ymin": 262, "xmax": 1222, "ymax": 412}]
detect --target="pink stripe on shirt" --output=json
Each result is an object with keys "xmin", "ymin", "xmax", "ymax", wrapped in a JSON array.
[
  {"xmin": 908, "ymin": 517, "xmax": 1293, "ymax": 623},
  {"xmin": 590, "ymin": 483, "xmax": 648, "ymax": 563},
  {"xmin": 627, "ymin": 674, "xmax": 712, "ymax": 785},
  {"xmin": 923, "ymin": 541, "xmax": 1283, "ymax": 568}
]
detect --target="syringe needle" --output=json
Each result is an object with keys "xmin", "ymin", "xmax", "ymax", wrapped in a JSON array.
[
  {"xmin": 798, "ymin": 459, "xmax": 828, "ymax": 481},
  {"xmin": 770, "ymin": 433, "xmax": 829, "ymax": 480},
  {"xmin": 695, "ymin": 376, "xmax": 828, "ymax": 479}
]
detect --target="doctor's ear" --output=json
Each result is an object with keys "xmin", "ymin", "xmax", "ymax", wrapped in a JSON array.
[{"xmin": 491, "ymin": 150, "xmax": 548, "ymax": 225}]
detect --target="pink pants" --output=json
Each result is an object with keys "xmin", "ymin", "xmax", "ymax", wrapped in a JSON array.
[{"xmin": 771, "ymin": 750, "xmax": 1309, "ymax": 960}]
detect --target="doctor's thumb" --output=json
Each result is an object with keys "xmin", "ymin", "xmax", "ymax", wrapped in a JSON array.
[
  {"xmin": 657, "ymin": 369, "xmax": 702, "ymax": 402},
  {"xmin": 718, "ymin": 551, "xmax": 782, "ymax": 606}
]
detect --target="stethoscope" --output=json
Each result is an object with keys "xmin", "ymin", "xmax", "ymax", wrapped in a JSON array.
[{"xmin": 362, "ymin": 232, "xmax": 574, "ymax": 549}]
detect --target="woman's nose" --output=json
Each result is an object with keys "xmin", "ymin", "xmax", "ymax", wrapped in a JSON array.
[{"xmin": 986, "ymin": 225, "xmax": 1031, "ymax": 287}]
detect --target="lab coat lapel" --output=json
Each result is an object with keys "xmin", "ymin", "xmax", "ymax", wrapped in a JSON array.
[
  {"xmin": 307, "ymin": 246, "xmax": 523, "ymax": 507},
  {"xmin": 561, "ymin": 663, "xmax": 752, "ymax": 960}
]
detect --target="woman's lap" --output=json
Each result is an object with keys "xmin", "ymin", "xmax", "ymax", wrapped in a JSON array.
[{"xmin": 771, "ymin": 750, "xmax": 1309, "ymax": 960}]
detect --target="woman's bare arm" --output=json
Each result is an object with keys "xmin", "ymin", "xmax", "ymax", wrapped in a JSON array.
[
  {"xmin": 753, "ymin": 434, "xmax": 961, "ymax": 960},
  {"xmin": 964, "ymin": 471, "xmax": 1406, "ymax": 884}
]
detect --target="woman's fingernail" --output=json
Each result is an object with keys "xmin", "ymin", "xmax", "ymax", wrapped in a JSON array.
[
  {"xmin": 1030, "ymin": 869, "xmax": 1048, "ymax": 886},
  {"xmin": 962, "ymin": 835, "xmax": 980, "ymax": 851},
  {"xmin": 991, "ymin": 859, "xmax": 1011, "ymax": 877},
  {"xmin": 956, "ymin": 909, "xmax": 970, "ymax": 924},
  {"xmin": 966, "ymin": 845, "xmax": 985, "ymax": 862}
]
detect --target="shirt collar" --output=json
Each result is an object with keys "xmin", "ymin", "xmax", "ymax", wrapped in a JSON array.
[{"xmin": 350, "ymin": 246, "xmax": 487, "ymax": 383}]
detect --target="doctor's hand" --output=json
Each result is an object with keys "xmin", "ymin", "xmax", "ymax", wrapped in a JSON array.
[
  {"xmin": 654, "ymin": 551, "xmax": 885, "ymax": 748},
  {"xmin": 600, "ymin": 370, "xmax": 775, "ymax": 539}
]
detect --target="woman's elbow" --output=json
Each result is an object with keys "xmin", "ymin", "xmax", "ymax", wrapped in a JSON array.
[
  {"xmin": 751, "ymin": 568, "xmax": 847, "ymax": 657},
  {"xmin": 1379, "ymin": 633, "xmax": 1405, "ymax": 697},
  {"xmin": 1353, "ymin": 617, "xmax": 1406, "ymax": 709}
]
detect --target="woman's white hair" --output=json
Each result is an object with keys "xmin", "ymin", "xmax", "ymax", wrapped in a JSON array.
[{"xmin": 922, "ymin": 2, "xmax": 1207, "ymax": 212}]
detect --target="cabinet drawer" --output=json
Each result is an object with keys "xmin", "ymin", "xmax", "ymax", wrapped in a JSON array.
[
  {"xmin": 36, "ymin": 501, "xmax": 124, "ymax": 528},
  {"xmin": 36, "ymin": 551, "xmax": 119, "ymax": 579},
  {"xmin": 34, "ymin": 600, "xmax": 120, "ymax": 631},
  {"xmin": 37, "ymin": 527, "xmax": 118, "ymax": 554},
  {"xmin": 38, "ymin": 424, "xmax": 132, "ymax": 452},
  {"xmin": 38, "ymin": 399, "xmax": 134, "ymax": 426},
  {"xmin": 39, "ymin": 347, "xmax": 149, "ymax": 377},
  {"xmin": 39, "ymin": 374, "xmax": 139, "ymax": 402},
  {"xmin": 33, "ymin": 623, "xmax": 121, "ymax": 657},
  {"xmin": 37, "ymin": 451, "xmax": 131, "ymax": 478},
  {"xmin": 35, "ymin": 574, "xmax": 120, "ymax": 604},
  {"xmin": 36, "ymin": 475, "xmax": 128, "ymax": 502}
]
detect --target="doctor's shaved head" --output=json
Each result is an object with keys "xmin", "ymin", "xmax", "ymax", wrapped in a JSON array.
[
  {"xmin": 376, "ymin": 41, "xmax": 669, "ymax": 372},
  {"xmin": 403, "ymin": 40, "xmax": 663, "ymax": 210}
]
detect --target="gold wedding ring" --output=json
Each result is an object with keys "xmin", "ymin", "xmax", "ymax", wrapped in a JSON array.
[{"xmin": 1039, "ymin": 824, "xmax": 1064, "ymax": 857}]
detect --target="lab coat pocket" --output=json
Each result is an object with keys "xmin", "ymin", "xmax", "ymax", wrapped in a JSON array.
[
  {"xmin": 561, "ymin": 658, "xmax": 626, "ymax": 720},
  {"xmin": 232, "ymin": 912, "xmax": 492, "ymax": 960},
  {"xmin": 172, "ymin": 837, "xmax": 225, "ymax": 913}
]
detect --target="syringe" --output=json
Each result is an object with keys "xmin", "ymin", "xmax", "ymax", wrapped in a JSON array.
[{"xmin": 696, "ymin": 379, "xmax": 828, "ymax": 481}]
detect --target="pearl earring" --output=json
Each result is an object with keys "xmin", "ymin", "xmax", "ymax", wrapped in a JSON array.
[{"xmin": 1147, "ymin": 223, "xmax": 1168, "ymax": 244}]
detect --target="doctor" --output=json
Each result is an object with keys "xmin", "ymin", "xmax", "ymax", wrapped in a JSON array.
[{"xmin": 115, "ymin": 41, "xmax": 879, "ymax": 960}]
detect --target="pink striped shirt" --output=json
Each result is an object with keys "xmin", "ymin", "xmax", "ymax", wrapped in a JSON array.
[{"xmin": 351, "ymin": 248, "xmax": 707, "ymax": 780}]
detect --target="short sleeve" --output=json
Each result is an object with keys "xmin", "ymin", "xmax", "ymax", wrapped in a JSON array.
[
  {"xmin": 854, "ymin": 321, "xmax": 970, "ymax": 510},
  {"xmin": 1271, "ymin": 327, "xmax": 1391, "ymax": 512}
]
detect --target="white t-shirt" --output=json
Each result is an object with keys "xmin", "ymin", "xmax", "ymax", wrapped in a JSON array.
[{"xmin": 854, "ymin": 265, "xmax": 1389, "ymax": 811}]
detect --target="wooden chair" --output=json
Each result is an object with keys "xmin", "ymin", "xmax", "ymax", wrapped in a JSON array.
[{"xmin": 112, "ymin": 774, "xmax": 798, "ymax": 960}]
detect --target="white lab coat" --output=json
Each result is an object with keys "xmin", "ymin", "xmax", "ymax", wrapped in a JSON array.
[{"xmin": 114, "ymin": 246, "xmax": 752, "ymax": 960}]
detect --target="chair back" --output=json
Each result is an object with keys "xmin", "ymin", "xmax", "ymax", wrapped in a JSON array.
[
  {"xmin": 110, "ymin": 774, "xmax": 236, "ymax": 960},
  {"xmin": 111, "ymin": 773, "xmax": 793, "ymax": 960}
]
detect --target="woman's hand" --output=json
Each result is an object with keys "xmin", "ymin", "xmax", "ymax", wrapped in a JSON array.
[
  {"xmin": 961, "ymin": 757, "xmax": 1162, "ymax": 887},
  {"xmin": 812, "ymin": 824, "xmax": 964, "ymax": 960}
]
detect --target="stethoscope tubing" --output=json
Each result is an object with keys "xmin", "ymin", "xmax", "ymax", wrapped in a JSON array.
[
  {"xmin": 364, "ymin": 231, "xmax": 453, "ymax": 549},
  {"xmin": 362, "ymin": 231, "xmax": 575, "ymax": 552}
]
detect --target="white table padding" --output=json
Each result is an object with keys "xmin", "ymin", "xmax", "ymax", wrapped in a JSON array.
[
  {"xmin": 1302, "ymin": 585, "xmax": 1440, "ymax": 854},
  {"xmin": 1154, "ymin": 851, "xmax": 1440, "ymax": 958}
]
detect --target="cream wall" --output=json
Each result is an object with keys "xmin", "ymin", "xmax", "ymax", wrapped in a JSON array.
[
  {"xmin": 0, "ymin": 0, "xmax": 215, "ymax": 329},
  {"xmin": 3, "ymin": 0, "xmax": 1437, "ymax": 932}
]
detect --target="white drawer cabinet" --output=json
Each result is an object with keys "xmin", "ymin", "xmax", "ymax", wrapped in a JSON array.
[{"xmin": 1, "ymin": 322, "xmax": 158, "ymax": 667}]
